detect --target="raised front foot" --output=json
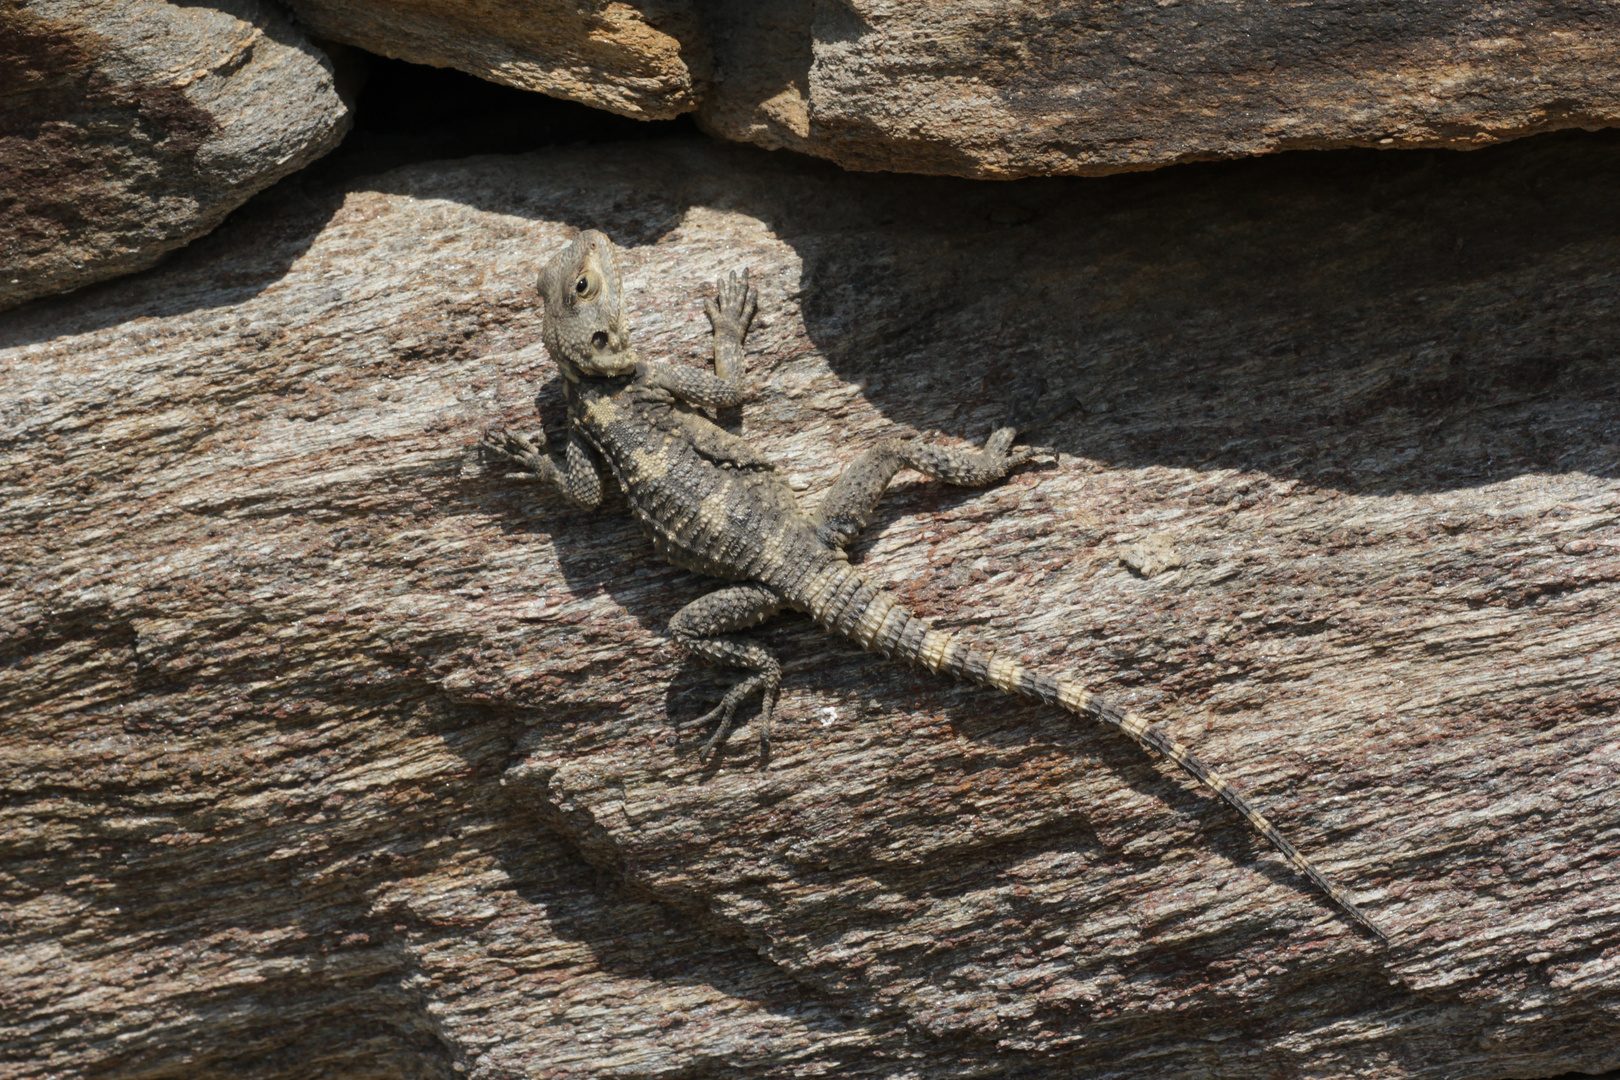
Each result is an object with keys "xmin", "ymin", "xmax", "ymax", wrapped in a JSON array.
[{"xmin": 705, "ymin": 267, "xmax": 758, "ymax": 347}]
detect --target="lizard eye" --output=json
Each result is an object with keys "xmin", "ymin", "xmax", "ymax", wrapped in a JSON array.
[
  {"xmin": 591, "ymin": 331, "xmax": 608, "ymax": 350},
  {"xmin": 571, "ymin": 271, "xmax": 601, "ymax": 303}
]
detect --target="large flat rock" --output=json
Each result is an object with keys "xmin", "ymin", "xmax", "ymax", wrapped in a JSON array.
[
  {"xmin": 277, "ymin": 0, "xmax": 1620, "ymax": 177},
  {"xmin": 3, "ymin": 134, "xmax": 1619, "ymax": 1077},
  {"xmin": 0, "ymin": 0, "xmax": 350, "ymax": 311}
]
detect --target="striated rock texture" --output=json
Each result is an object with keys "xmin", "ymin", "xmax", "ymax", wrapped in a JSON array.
[
  {"xmin": 4, "ymin": 133, "xmax": 1620, "ymax": 1078},
  {"xmin": 701, "ymin": 0, "xmax": 1620, "ymax": 177},
  {"xmin": 272, "ymin": 0, "xmax": 1620, "ymax": 178},
  {"xmin": 0, "ymin": 0, "xmax": 350, "ymax": 312},
  {"xmin": 279, "ymin": 0, "xmax": 710, "ymax": 119}
]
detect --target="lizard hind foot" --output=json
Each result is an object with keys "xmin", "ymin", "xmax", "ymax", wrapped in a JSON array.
[
  {"xmin": 687, "ymin": 670, "xmax": 781, "ymax": 766},
  {"xmin": 667, "ymin": 584, "xmax": 787, "ymax": 767}
]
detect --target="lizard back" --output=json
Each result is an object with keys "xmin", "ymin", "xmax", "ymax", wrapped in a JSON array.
[{"xmin": 569, "ymin": 376, "xmax": 836, "ymax": 586}]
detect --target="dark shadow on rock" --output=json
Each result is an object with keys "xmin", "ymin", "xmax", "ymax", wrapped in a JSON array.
[
  {"xmin": 296, "ymin": 51, "xmax": 701, "ymax": 192},
  {"xmin": 483, "ymin": 795, "xmax": 910, "ymax": 1065},
  {"xmin": 765, "ymin": 128, "xmax": 1620, "ymax": 497}
]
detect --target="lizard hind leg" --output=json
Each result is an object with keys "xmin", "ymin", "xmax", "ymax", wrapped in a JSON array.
[
  {"xmin": 810, "ymin": 384, "xmax": 1079, "ymax": 550},
  {"xmin": 668, "ymin": 583, "xmax": 785, "ymax": 764},
  {"xmin": 810, "ymin": 401, "xmax": 1075, "ymax": 550}
]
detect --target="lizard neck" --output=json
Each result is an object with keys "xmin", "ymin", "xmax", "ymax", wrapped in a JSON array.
[{"xmin": 563, "ymin": 371, "xmax": 634, "ymax": 410}]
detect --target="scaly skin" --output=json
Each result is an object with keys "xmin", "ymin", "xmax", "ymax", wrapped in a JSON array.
[{"xmin": 482, "ymin": 229, "xmax": 1387, "ymax": 943}]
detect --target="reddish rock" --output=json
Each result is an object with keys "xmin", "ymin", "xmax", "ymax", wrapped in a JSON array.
[{"xmin": 280, "ymin": 0, "xmax": 708, "ymax": 119}]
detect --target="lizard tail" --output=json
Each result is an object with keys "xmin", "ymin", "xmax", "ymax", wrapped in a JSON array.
[{"xmin": 799, "ymin": 561, "xmax": 1387, "ymax": 942}]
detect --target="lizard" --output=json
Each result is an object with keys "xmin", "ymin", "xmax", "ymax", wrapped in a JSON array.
[{"xmin": 480, "ymin": 228, "xmax": 1387, "ymax": 943}]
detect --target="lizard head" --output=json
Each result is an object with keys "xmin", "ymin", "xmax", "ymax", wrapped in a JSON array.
[{"xmin": 537, "ymin": 229, "xmax": 638, "ymax": 379}]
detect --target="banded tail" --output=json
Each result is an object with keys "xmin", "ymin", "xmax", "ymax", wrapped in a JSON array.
[{"xmin": 796, "ymin": 560, "xmax": 1387, "ymax": 942}]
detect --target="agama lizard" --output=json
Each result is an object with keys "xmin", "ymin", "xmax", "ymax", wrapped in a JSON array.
[{"xmin": 481, "ymin": 229, "xmax": 1387, "ymax": 942}]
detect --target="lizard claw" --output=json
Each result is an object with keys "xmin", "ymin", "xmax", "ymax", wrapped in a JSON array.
[
  {"xmin": 1005, "ymin": 443, "xmax": 1059, "ymax": 466},
  {"xmin": 704, "ymin": 268, "xmax": 758, "ymax": 343},
  {"xmin": 479, "ymin": 428, "xmax": 542, "ymax": 470},
  {"xmin": 684, "ymin": 670, "xmax": 779, "ymax": 767}
]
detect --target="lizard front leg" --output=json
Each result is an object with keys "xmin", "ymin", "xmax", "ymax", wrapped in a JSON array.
[
  {"xmin": 637, "ymin": 268, "xmax": 759, "ymax": 408},
  {"xmin": 811, "ymin": 388, "xmax": 1077, "ymax": 549},
  {"xmin": 480, "ymin": 424, "xmax": 605, "ymax": 509},
  {"xmin": 668, "ymin": 582, "xmax": 784, "ymax": 763}
]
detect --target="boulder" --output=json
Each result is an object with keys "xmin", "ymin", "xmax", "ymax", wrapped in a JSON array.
[
  {"xmin": 0, "ymin": 0, "xmax": 349, "ymax": 311},
  {"xmin": 3, "ymin": 134, "xmax": 1619, "ymax": 1077},
  {"xmin": 702, "ymin": 0, "xmax": 1620, "ymax": 178},
  {"xmin": 276, "ymin": 0, "xmax": 1620, "ymax": 178},
  {"xmin": 279, "ymin": 0, "xmax": 708, "ymax": 119}
]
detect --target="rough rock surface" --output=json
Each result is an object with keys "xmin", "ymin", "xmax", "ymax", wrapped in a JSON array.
[
  {"xmin": 4, "ymin": 134, "xmax": 1620, "ymax": 1078},
  {"xmin": 0, "ymin": 0, "xmax": 350, "ymax": 311},
  {"xmin": 272, "ymin": 0, "xmax": 1620, "ymax": 178},
  {"xmin": 701, "ymin": 0, "xmax": 1620, "ymax": 178},
  {"xmin": 279, "ymin": 0, "xmax": 708, "ymax": 120}
]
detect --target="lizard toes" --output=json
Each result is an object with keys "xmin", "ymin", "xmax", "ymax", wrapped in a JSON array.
[
  {"xmin": 478, "ymin": 428, "xmax": 526, "ymax": 464},
  {"xmin": 712, "ymin": 268, "xmax": 756, "ymax": 327},
  {"xmin": 689, "ymin": 693, "xmax": 744, "ymax": 760},
  {"xmin": 1010, "ymin": 444, "xmax": 1058, "ymax": 465}
]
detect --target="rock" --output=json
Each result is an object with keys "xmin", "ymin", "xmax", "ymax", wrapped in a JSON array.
[
  {"xmin": 3, "ymin": 133, "xmax": 1619, "ymax": 1077},
  {"xmin": 274, "ymin": 0, "xmax": 1620, "ymax": 178},
  {"xmin": 1120, "ymin": 534, "xmax": 1183, "ymax": 578},
  {"xmin": 0, "ymin": 0, "xmax": 350, "ymax": 312},
  {"xmin": 701, "ymin": 0, "xmax": 1620, "ymax": 178},
  {"xmin": 278, "ymin": 0, "xmax": 709, "ymax": 119}
]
